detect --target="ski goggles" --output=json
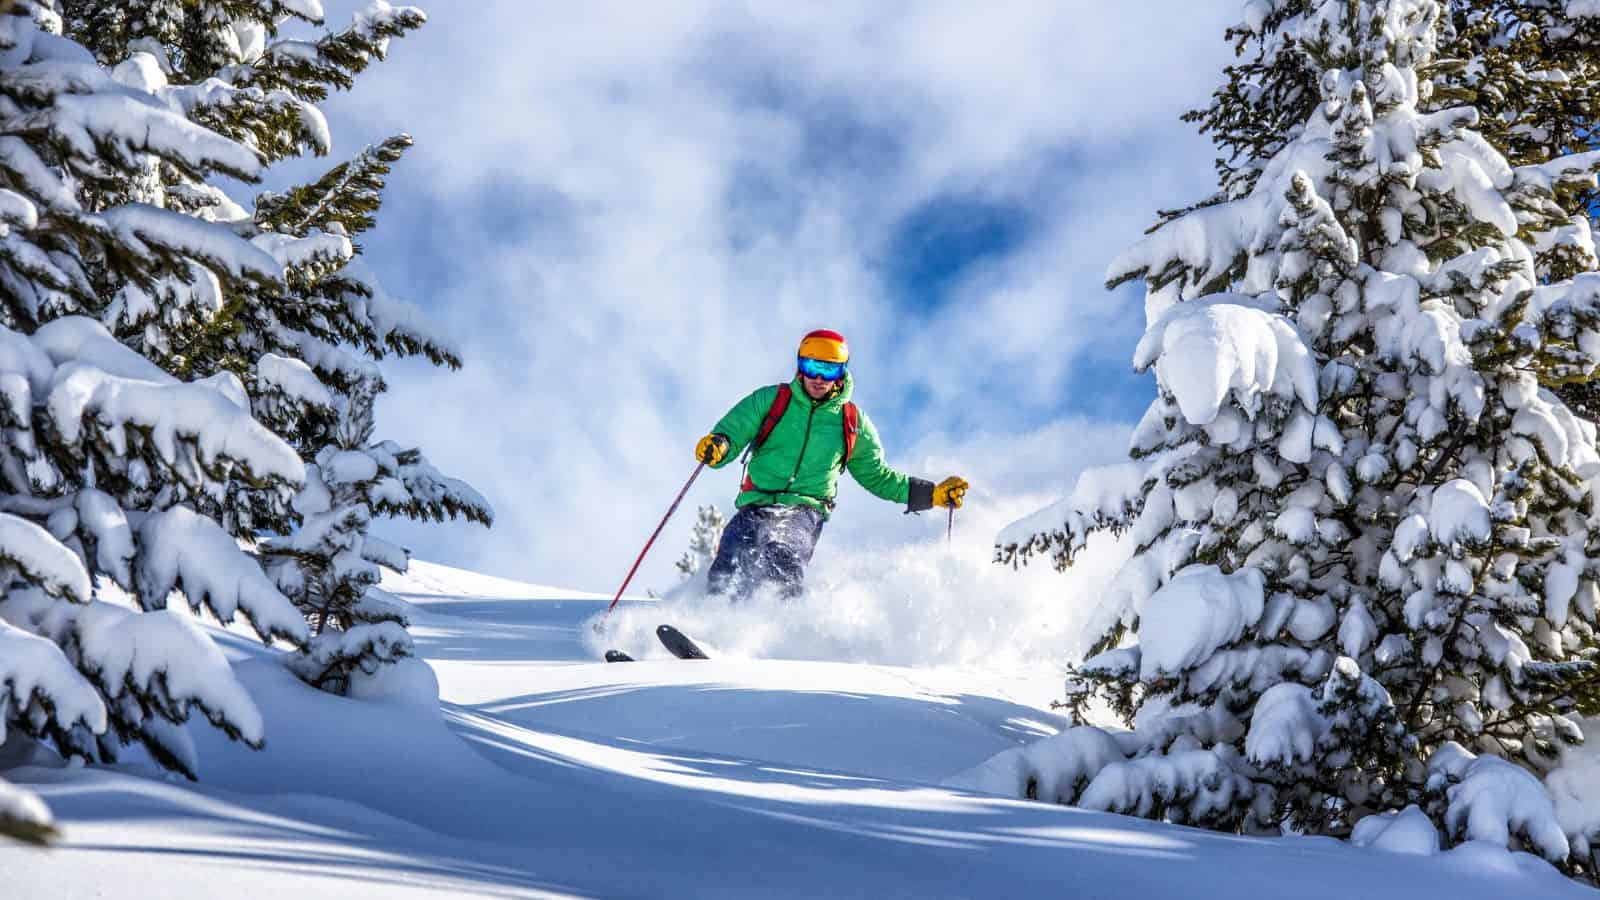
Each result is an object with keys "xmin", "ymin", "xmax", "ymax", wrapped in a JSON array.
[{"xmin": 798, "ymin": 356, "xmax": 847, "ymax": 381}]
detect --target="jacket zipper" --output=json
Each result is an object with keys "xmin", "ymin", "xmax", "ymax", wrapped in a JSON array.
[{"xmin": 781, "ymin": 399, "xmax": 819, "ymax": 493}]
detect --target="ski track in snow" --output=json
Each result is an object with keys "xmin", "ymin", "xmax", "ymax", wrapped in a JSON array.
[{"xmin": 0, "ymin": 560, "xmax": 1590, "ymax": 899}]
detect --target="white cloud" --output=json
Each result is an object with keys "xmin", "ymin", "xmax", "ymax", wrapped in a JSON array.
[{"xmin": 299, "ymin": 0, "xmax": 1237, "ymax": 590}]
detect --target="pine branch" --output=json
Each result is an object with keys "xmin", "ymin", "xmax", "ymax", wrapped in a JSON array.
[
  {"xmin": 231, "ymin": 6, "xmax": 427, "ymax": 104},
  {"xmin": 255, "ymin": 135, "xmax": 413, "ymax": 238}
]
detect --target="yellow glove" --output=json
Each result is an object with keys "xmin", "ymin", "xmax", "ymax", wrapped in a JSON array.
[
  {"xmin": 696, "ymin": 434, "xmax": 730, "ymax": 465},
  {"xmin": 933, "ymin": 476, "xmax": 968, "ymax": 509}
]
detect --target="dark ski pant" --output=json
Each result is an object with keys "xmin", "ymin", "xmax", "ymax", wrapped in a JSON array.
[{"xmin": 706, "ymin": 504, "xmax": 826, "ymax": 602}]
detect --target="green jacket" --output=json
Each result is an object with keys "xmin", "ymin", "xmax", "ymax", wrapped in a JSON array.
[{"xmin": 709, "ymin": 374, "xmax": 933, "ymax": 517}]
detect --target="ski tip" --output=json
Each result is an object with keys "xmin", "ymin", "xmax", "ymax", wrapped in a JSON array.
[
  {"xmin": 604, "ymin": 649, "xmax": 635, "ymax": 663},
  {"xmin": 655, "ymin": 623, "xmax": 709, "ymax": 660}
]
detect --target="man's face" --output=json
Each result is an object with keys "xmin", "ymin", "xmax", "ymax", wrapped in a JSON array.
[{"xmin": 801, "ymin": 373, "xmax": 835, "ymax": 400}]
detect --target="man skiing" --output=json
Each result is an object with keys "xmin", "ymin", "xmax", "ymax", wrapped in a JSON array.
[{"xmin": 693, "ymin": 329, "xmax": 968, "ymax": 602}]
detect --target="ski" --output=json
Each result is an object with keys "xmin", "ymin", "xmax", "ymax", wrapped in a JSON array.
[
  {"xmin": 604, "ymin": 650, "xmax": 635, "ymax": 663},
  {"xmin": 656, "ymin": 624, "xmax": 709, "ymax": 660}
]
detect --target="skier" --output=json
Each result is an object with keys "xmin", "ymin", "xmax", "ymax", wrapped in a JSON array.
[{"xmin": 693, "ymin": 329, "xmax": 967, "ymax": 602}]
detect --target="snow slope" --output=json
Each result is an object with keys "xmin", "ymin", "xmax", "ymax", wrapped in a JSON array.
[{"xmin": 1, "ymin": 560, "xmax": 1589, "ymax": 898}]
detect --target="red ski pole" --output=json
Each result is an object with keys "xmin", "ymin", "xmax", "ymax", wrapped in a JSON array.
[{"xmin": 605, "ymin": 461, "xmax": 707, "ymax": 616}]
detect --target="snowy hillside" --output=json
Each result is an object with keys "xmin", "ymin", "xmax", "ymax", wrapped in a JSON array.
[{"xmin": 1, "ymin": 559, "xmax": 1587, "ymax": 898}]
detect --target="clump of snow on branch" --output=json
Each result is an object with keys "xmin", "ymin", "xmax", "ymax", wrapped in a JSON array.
[
  {"xmin": 136, "ymin": 506, "xmax": 308, "ymax": 645},
  {"xmin": 1134, "ymin": 295, "xmax": 1317, "ymax": 427},
  {"xmin": 0, "ymin": 512, "xmax": 89, "ymax": 602},
  {"xmin": 1351, "ymin": 805, "xmax": 1441, "ymax": 855},
  {"xmin": 73, "ymin": 603, "xmax": 266, "ymax": 747},
  {"xmin": 1430, "ymin": 744, "xmax": 1570, "ymax": 862},
  {"xmin": 1246, "ymin": 682, "xmax": 1327, "ymax": 767},
  {"xmin": 1137, "ymin": 565, "xmax": 1265, "ymax": 680},
  {"xmin": 945, "ymin": 726, "xmax": 1128, "ymax": 804},
  {"xmin": 1077, "ymin": 749, "xmax": 1259, "ymax": 829},
  {"xmin": 0, "ymin": 617, "xmax": 105, "ymax": 743}
]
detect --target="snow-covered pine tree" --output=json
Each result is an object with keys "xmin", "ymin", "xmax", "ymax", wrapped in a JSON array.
[
  {"xmin": 0, "ymin": 1, "xmax": 314, "ymax": 781},
  {"xmin": 676, "ymin": 505, "xmax": 725, "ymax": 578},
  {"xmin": 50, "ymin": 2, "xmax": 493, "ymax": 695},
  {"xmin": 222, "ymin": 31, "xmax": 491, "ymax": 695},
  {"xmin": 264, "ymin": 377, "xmax": 489, "ymax": 693},
  {"xmin": 993, "ymin": 0, "xmax": 1600, "ymax": 874}
]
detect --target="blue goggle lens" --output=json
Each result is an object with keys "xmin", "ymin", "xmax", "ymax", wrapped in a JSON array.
[{"xmin": 798, "ymin": 357, "xmax": 846, "ymax": 381}]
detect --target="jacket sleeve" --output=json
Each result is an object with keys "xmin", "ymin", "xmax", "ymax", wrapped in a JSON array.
[
  {"xmin": 709, "ymin": 384, "xmax": 780, "ymax": 469},
  {"xmin": 846, "ymin": 410, "xmax": 934, "ymax": 511}
]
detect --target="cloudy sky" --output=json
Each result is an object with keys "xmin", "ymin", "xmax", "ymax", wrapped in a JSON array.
[{"xmin": 271, "ymin": 1, "xmax": 1240, "ymax": 591}]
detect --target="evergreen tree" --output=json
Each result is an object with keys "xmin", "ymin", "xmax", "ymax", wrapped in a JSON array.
[
  {"xmin": 998, "ymin": 0, "xmax": 1600, "ymax": 876},
  {"xmin": 0, "ymin": 0, "xmax": 475, "ymax": 818},
  {"xmin": 0, "ymin": 0, "xmax": 316, "ymax": 787},
  {"xmin": 50, "ymin": 1, "xmax": 493, "ymax": 695},
  {"xmin": 676, "ymin": 505, "xmax": 726, "ymax": 578},
  {"xmin": 264, "ymin": 377, "xmax": 489, "ymax": 693}
]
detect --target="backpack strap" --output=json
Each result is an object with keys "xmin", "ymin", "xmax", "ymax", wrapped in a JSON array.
[
  {"xmin": 751, "ymin": 383, "xmax": 792, "ymax": 455},
  {"xmin": 841, "ymin": 402, "xmax": 859, "ymax": 468},
  {"xmin": 740, "ymin": 383, "xmax": 793, "ymax": 493}
]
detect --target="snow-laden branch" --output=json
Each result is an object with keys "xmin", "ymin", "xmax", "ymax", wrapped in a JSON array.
[
  {"xmin": 137, "ymin": 506, "xmax": 308, "ymax": 646},
  {"xmin": 994, "ymin": 461, "xmax": 1143, "ymax": 570}
]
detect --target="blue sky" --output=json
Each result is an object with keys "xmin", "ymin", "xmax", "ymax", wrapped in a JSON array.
[{"xmin": 265, "ymin": 1, "xmax": 1239, "ymax": 590}]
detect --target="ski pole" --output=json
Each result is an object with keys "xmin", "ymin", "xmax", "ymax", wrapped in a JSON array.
[
  {"xmin": 605, "ymin": 461, "xmax": 707, "ymax": 616},
  {"xmin": 947, "ymin": 503, "xmax": 954, "ymax": 547}
]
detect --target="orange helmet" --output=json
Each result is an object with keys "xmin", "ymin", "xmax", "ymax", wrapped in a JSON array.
[{"xmin": 797, "ymin": 329, "xmax": 848, "ymax": 364}]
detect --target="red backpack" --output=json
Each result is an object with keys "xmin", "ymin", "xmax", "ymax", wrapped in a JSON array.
[{"xmin": 740, "ymin": 383, "xmax": 858, "ymax": 493}]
